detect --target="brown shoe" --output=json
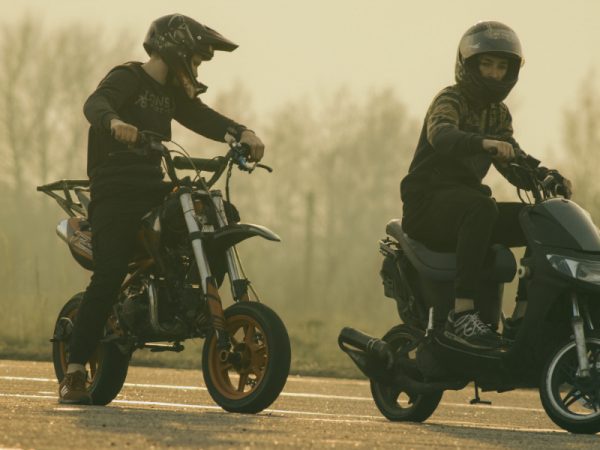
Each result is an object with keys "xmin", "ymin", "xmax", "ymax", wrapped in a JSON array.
[{"xmin": 58, "ymin": 370, "xmax": 92, "ymax": 405}]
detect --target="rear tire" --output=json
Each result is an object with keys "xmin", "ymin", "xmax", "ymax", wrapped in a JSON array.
[
  {"xmin": 52, "ymin": 292, "xmax": 130, "ymax": 406},
  {"xmin": 370, "ymin": 324, "xmax": 442, "ymax": 422},
  {"xmin": 202, "ymin": 302, "xmax": 290, "ymax": 413}
]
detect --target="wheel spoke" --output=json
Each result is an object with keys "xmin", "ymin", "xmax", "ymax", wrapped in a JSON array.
[
  {"xmin": 244, "ymin": 325, "xmax": 256, "ymax": 346},
  {"xmin": 254, "ymin": 344, "xmax": 267, "ymax": 356},
  {"xmin": 249, "ymin": 365, "xmax": 264, "ymax": 378},
  {"xmin": 237, "ymin": 373, "xmax": 249, "ymax": 392},
  {"xmin": 229, "ymin": 334, "xmax": 240, "ymax": 346},
  {"xmin": 581, "ymin": 393, "xmax": 596, "ymax": 411},
  {"xmin": 220, "ymin": 362, "xmax": 233, "ymax": 373},
  {"xmin": 563, "ymin": 386, "xmax": 583, "ymax": 407}
]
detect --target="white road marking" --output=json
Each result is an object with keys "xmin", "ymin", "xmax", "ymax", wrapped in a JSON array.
[
  {"xmin": 0, "ymin": 392, "xmax": 562, "ymax": 433},
  {"xmin": 0, "ymin": 375, "xmax": 545, "ymax": 412}
]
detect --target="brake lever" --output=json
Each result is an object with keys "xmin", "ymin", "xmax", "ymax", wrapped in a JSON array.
[
  {"xmin": 256, "ymin": 163, "xmax": 273, "ymax": 173},
  {"xmin": 229, "ymin": 143, "xmax": 273, "ymax": 173}
]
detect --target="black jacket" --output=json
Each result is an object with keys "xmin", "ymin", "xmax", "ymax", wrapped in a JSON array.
[
  {"xmin": 84, "ymin": 62, "xmax": 245, "ymax": 200},
  {"xmin": 400, "ymin": 84, "xmax": 524, "ymax": 208}
]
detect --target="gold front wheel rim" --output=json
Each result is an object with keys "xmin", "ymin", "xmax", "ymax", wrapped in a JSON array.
[{"xmin": 207, "ymin": 314, "xmax": 269, "ymax": 400}]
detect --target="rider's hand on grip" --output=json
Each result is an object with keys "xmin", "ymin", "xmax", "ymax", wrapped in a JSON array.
[
  {"xmin": 483, "ymin": 139, "xmax": 515, "ymax": 164},
  {"xmin": 110, "ymin": 118, "xmax": 138, "ymax": 145},
  {"xmin": 239, "ymin": 129, "xmax": 265, "ymax": 162},
  {"xmin": 557, "ymin": 177, "xmax": 573, "ymax": 199}
]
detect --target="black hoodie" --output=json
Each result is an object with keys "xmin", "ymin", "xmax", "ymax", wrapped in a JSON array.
[
  {"xmin": 400, "ymin": 84, "xmax": 522, "ymax": 210},
  {"xmin": 84, "ymin": 62, "xmax": 245, "ymax": 201}
]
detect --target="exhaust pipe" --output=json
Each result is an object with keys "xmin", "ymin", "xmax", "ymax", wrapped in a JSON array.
[
  {"xmin": 338, "ymin": 327, "xmax": 468, "ymax": 394},
  {"xmin": 338, "ymin": 327, "xmax": 395, "ymax": 383},
  {"xmin": 338, "ymin": 327, "xmax": 394, "ymax": 368}
]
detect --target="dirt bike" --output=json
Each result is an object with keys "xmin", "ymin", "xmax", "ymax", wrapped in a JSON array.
[
  {"xmin": 339, "ymin": 154, "xmax": 600, "ymax": 434},
  {"xmin": 38, "ymin": 131, "xmax": 291, "ymax": 413}
]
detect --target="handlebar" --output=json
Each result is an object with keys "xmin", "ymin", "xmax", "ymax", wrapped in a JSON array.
[
  {"xmin": 135, "ymin": 130, "xmax": 272, "ymax": 189},
  {"xmin": 172, "ymin": 155, "xmax": 226, "ymax": 172},
  {"xmin": 37, "ymin": 131, "xmax": 272, "ymax": 216},
  {"xmin": 503, "ymin": 151, "xmax": 569, "ymax": 203}
]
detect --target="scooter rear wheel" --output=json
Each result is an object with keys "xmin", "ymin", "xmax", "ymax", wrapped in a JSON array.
[
  {"xmin": 370, "ymin": 325, "xmax": 442, "ymax": 422},
  {"xmin": 540, "ymin": 333, "xmax": 600, "ymax": 434}
]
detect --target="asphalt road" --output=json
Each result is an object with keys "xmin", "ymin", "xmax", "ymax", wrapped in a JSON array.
[{"xmin": 0, "ymin": 359, "xmax": 598, "ymax": 449}]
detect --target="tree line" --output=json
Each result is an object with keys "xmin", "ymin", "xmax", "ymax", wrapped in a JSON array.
[{"xmin": 0, "ymin": 18, "xmax": 598, "ymax": 372}]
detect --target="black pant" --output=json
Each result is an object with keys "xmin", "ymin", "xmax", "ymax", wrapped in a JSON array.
[
  {"xmin": 68, "ymin": 197, "xmax": 161, "ymax": 364},
  {"xmin": 402, "ymin": 186, "xmax": 527, "ymax": 300}
]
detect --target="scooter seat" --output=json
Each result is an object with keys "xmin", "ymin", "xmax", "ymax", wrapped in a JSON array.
[{"xmin": 386, "ymin": 219, "xmax": 516, "ymax": 283}]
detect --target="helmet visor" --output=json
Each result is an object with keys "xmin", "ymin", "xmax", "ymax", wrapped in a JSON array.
[{"xmin": 460, "ymin": 27, "xmax": 523, "ymax": 64}]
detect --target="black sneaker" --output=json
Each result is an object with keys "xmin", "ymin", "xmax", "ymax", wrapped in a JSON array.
[{"xmin": 445, "ymin": 310, "xmax": 504, "ymax": 349}]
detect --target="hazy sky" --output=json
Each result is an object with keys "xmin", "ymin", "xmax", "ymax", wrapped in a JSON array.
[{"xmin": 4, "ymin": 0, "xmax": 600, "ymax": 161}]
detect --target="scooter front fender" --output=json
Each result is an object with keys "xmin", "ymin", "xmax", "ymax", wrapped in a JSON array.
[{"xmin": 209, "ymin": 223, "xmax": 281, "ymax": 252}]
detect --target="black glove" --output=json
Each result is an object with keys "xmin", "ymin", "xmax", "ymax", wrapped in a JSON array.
[
  {"xmin": 537, "ymin": 168, "xmax": 573, "ymax": 199},
  {"xmin": 556, "ymin": 177, "xmax": 573, "ymax": 199}
]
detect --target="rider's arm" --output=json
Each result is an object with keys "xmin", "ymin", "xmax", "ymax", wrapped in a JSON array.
[
  {"xmin": 83, "ymin": 66, "xmax": 138, "ymax": 131},
  {"xmin": 426, "ymin": 89, "xmax": 486, "ymax": 158},
  {"xmin": 173, "ymin": 92, "xmax": 247, "ymax": 142}
]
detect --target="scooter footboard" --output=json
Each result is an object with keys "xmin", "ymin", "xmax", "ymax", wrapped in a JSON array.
[{"xmin": 424, "ymin": 333, "xmax": 506, "ymax": 383}]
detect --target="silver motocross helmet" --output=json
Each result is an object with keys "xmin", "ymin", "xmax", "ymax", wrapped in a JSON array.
[{"xmin": 143, "ymin": 14, "xmax": 238, "ymax": 98}]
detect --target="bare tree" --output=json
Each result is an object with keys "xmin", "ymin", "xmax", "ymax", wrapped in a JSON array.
[{"xmin": 0, "ymin": 16, "xmax": 134, "ymax": 350}]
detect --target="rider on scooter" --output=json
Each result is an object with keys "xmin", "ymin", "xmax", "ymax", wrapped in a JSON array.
[
  {"xmin": 400, "ymin": 21, "xmax": 572, "ymax": 349},
  {"xmin": 59, "ymin": 14, "xmax": 265, "ymax": 404}
]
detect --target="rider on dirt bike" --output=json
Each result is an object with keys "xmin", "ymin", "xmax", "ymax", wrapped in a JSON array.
[
  {"xmin": 59, "ymin": 13, "xmax": 265, "ymax": 404},
  {"xmin": 399, "ymin": 21, "xmax": 572, "ymax": 349}
]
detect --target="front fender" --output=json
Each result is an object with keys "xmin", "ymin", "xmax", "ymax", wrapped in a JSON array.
[{"xmin": 209, "ymin": 223, "xmax": 280, "ymax": 252}]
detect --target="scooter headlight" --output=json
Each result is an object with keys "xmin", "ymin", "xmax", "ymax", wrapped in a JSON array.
[{"xmin": 547, "ymin": 254, "xmax": 600, "ymax": 285}]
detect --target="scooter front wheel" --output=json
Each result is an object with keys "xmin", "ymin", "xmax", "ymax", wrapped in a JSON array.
[
  {"xmin": 370, "ymin": 325, "xmax": 442, "ymax": 422},
  {"xmin": 202, "ymin": 302, "xmax": 291, "ymax": 413},
  {"xmin": 540, "ymin": 333, "xmax": 600, "ymax": 434}
]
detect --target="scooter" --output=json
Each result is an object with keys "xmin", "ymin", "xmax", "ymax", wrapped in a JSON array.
[{"xmin": 339, "ymin": 156, "xmax": 600, "ymax": 434}]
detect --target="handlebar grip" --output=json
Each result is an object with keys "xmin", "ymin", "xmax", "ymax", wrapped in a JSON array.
[
  {"xmin": 172, "ymin": 156, "xmax": 224, "ymax": 172},
  {"xmin": 541, "ymin": 175, "xmax": 555, "ymax": 189}
]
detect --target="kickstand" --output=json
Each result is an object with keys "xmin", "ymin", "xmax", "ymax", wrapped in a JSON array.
[{"xmin": 470, "ymin": 382, "xmax": 492, "ymax": 405}]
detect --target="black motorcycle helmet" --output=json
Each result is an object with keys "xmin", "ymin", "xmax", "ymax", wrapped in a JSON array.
[
  {"xmin": 143, "ymin": 14, "xmax": 238, "ymax": 98},
  {"xmin": 455, "ymin": 21, "xmax": 524, "ymax": 106}
]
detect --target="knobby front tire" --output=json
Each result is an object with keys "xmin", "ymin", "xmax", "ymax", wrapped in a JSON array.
[{"xmin": 202, "ymin": 302, "xmax": 291, "ymax": 413}]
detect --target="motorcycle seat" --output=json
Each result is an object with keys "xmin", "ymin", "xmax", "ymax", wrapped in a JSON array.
[{"xmin": 386, "ymin": 219, "xmax": 516, "ymax": 283}]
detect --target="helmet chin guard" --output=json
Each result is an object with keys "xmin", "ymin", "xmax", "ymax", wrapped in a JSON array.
[{"xmin": 144, "ymin": 14, "xmax": 238, "ymax": 98}]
